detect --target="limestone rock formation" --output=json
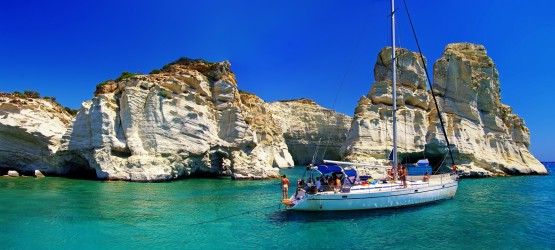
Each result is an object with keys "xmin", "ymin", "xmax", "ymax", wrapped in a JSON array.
[
  {"xmin": 267, "ymin": 99, "xmax": 351, "ymax": 165},
  {"xmin": 0, "ymin": 93, "xmax": 73, "ymax": 175},
  {"xmin": 1, "ymin": 44, "xmax": 546, "ymax": 180},
  {"xmin": 59, "ymin": 59, "xmax": 292, "ymax": 181},
  {"xmin": 237, "ymin": 91, "xmax": 294, "ymax": 169},
  {"xmin": 342, "ymin": 48, "xmax": 430, "ymax": 163},
  {"xmin": 431, "ymin": 43, "xmax": 545, "ymax": 176},
  {"xmin": 342, "ymin": 44, "xmax": 547, "ymax": 176}
]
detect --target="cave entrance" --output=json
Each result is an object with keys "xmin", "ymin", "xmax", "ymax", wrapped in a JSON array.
[
  {"xmin": 63, "ymin": 155, "xmax": 97, "ymax": 180},
  {"xmin": 398, "ymin": 152, "xmax": 453, "ymax": 173},
  {"xmin": 209, "ymin": 151, "xmax": 230, "ymax": 174}
]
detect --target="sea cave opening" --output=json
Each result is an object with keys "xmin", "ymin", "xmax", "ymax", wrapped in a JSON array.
[{"xmin": 63, "ymin": 154, "xmax": 97, "ymax": 180}]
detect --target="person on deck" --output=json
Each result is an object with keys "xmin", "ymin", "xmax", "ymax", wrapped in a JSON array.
[
  {"xmin": 315, "ymin": 177, "xmax": 322, "ymax": 192},
  {"xmin": 398, "ymin": 164, "xmax": 407, "ymax": 188},
  {"xmin": 334, "ymin": 175, "xmax": 341, "ymax": 193},
  {"xmin": 387, "ymin": 168, "xmax": 395, "ymax": 182},
  {"xmin": 281, "ymin": 175, "xmax": 290, "ymax": 200},
  {"xmin": 423, "ymin": 172, "xmax": 430, "ymax": 182}
]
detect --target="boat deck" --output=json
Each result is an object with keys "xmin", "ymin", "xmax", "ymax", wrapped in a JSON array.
[{"xmin": 300, "ymin": 173, "xmax": 455, "ymax": 196}]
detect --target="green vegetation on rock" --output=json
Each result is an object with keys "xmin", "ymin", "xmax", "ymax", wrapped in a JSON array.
[
  {"xmin": 64, "ymin": 107, "xmax": 79, "ymax": 116},
  {"xmin": 115, "ymin": 72, "xmax": 139, "ymax": 82},
  {"xmin": 161, "ymin": 57, "xmax": 211, "ymax": 71},
  {"xmin": 23, "ymin": 90, "xmax": 40, "ymax": 98}
]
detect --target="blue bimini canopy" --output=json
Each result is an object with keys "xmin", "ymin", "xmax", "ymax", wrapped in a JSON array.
[
  {"xmin": 344, "ymin": 169, "xmax": 357, "ymax": 178},
  {"xmin": 317, "ymin": 165, "xmax": 343, "ymax": 174},
  {"xmin": 344, "ymin": 169, "xmax": 358, "ymax": 185}
]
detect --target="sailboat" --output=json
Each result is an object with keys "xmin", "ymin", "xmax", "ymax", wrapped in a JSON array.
[{"xmin": 283, "ymin": 0, "xmax": 459, "ymax": 211}]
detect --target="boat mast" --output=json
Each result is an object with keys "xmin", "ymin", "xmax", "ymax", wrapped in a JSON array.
[{"xmin": 391, "ymin": 0, "xmax": 398, "ymax": 180}]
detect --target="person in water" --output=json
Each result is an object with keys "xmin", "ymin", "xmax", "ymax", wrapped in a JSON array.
[{"xmin": 281, "ymin": 175, "xmax": 290, "ymax": 200}]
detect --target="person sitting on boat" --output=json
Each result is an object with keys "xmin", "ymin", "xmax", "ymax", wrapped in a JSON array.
[
  {"xmin": 281, "ymin": 175, "xmax": 290, "ymax": 200},
  {"xmin": 315, "ymin": 177, "xmax": 322, "ymax": 192},
  {"xmin": 306, "ymin": 177, "xmax": 317, "ymax": 194},
  {"xmin": 423, "ymin": 172, "xmax": 430, "ymax": 182},
  {"xmin": 333, "ymin": 175, "xmax": 341, "ymax": 193},
  {"xmin": 387, "ymin": 168, "xmax": 395, "ymax": 182},
  {"xmin": 297, "ymin": 179, "xmax": 304, "ymax": 191}
]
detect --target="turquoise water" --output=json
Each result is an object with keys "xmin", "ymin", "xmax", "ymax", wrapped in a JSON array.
[{"xmin": 1, "ymin": 164, "xmax": 554, "ymax": 249}]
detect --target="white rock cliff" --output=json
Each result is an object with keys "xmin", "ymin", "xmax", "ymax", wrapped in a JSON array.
[
  {"xmin": 0, "ymin": 44, "xmax": 546, "ymax": 180},
  {"xmin": 0, "ymin": 93, "xmax": 73, "ymax": 175},
  {"xmin": 267, "ymin": 99, "xmax": 351, "ymax": 165},
  {"xmin": 342, "ymin": 43, "xmax": 547, "ymax": 176},
  {"xmin": 59, "ymin": 59, "xmax": 293, "ymax": 181}
]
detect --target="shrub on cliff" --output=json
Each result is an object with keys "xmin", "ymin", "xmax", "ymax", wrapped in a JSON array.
[
  {"xmin": 64, "ymin": 107, "xmax": 78, "ymax": 116},
  {"xmin": 149, "ymin": 69, "xmax": 161, "ymax": 75},
  {"xmin": 161, "ymin": 57, "xmax": 210, "ymax": 71},
  {"xmin": 43, "ymin": 96, "xmax": 57, "ymax": 102},
  {"xmin": 94, "ymin": 71, "xmax": 139, "ymax": 96},
  {"xmin": 115, "ymin": 72, "xmax": 138, "ymax": 82},
  {"xmin": 23, "ymin": 90, "xmax": 40, "ymax": 98},
  {"xmin": 98, "ymin": 80, "xmax": 111, "ymax": 86},
  {"xmin": 12, "ymin": 91, "xmax": 24, "ymax": 98}
]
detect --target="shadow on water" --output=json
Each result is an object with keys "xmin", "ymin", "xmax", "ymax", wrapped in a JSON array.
[{"xmin": 267, "ymin": 200, "xmax": 448, "ymax": 223}]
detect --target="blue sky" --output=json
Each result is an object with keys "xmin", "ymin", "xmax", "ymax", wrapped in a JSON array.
[{"xmin": 1, "ymin": 0, "xmax": 554, "ymax": 161}]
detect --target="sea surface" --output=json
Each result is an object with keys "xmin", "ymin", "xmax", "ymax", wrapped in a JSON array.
[{"xmin": 1, "ymin": 164, "xmax": 554, "ymax": 249}]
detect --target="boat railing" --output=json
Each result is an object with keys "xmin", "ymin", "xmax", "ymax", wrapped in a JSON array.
[
  {"xmin": 429, "ymin": 173, "xmax": 454, "ymax": 185},
  {"xmin": 406, "ymin": 173, "xmax": 454, "ymax": 185}
]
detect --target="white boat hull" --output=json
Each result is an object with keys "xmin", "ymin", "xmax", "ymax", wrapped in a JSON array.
[{"xmin": 287, "ymin": 176, "xmax": 458, "ymax": 211}]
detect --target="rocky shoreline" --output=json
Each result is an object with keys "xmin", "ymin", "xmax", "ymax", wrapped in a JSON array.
[{"xmin": 0, "ymin": 43, "xmax": 548, "ymax": 181}]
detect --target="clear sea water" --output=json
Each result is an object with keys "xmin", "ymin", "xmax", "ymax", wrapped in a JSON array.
[{"xmin": 1, "ymin": 164, "xmax": 554, "ymax": 249}]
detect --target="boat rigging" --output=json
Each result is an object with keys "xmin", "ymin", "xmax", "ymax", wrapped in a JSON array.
[{"xmin": 282, "ymin": 0, "xmax": 459, "ymax": 211}]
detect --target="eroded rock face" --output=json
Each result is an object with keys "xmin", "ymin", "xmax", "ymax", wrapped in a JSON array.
[
  {"xmin": 342, "ymin": 44, "xmax": 547, "ymax": 176},
  {"xmin": 1, "ymin": 45, "xmax": 546, "ymax": 180},
  {"xmin": 0, "ymin": 93, "xmax": 73, "ymax": 175},
  {"xmin": 59, "ymin": 59, "xmax": 291, "ymax": 181},
  {"xmin": 431, "ymin": 43, "xmax": 545, "ymax": 176},
  {"xmin": 267, "ymin": 99, "xmax": 351, "ymax": 165},
  {"xmin": 342, "ymin": 48, "xmax": 430, "ymax": 163}
]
